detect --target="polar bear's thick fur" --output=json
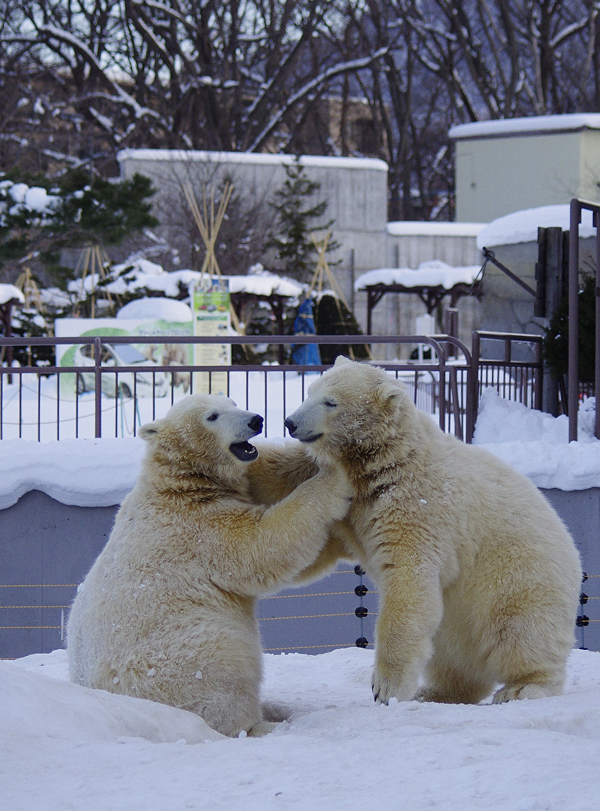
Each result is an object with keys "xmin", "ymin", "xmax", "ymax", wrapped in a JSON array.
[
  {"xmin": 278, "ymin": 358, "xmax": 582, "ymax": 705},
  {"xmin": 67, "ymin": 394, "xmax": 351, "ymax": 737}
]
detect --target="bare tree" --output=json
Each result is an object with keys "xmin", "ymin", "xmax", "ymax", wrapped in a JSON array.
[{"xmin": 0, "ymin": 0, "xmax": 386, "ymax": 174}]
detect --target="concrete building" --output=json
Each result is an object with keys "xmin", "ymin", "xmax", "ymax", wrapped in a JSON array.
[
  {"xmin": 117, "ymin": 149, "xmax": 485, "ymax": 354},
  {"xmin": 450, "ymin": 114, "xmax": 600, "ymax": 223},
  {"xmin": 117, "ymin": 149, "xmax": 389, "ymax": 308}
]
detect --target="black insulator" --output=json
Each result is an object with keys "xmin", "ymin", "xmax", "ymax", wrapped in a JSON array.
[
  {"xmin": 355, "ymin": 637, "xmax": 369, "ymax": 648},
  {"xmin": 582, "ymin": 572, "xmax": 588, "ymax": 583},
  {"xmin": 355, "ymin": 584, "xmax": 368, "ymax": 597},
  {"xmin": 580, "ymin": 593, "xmax": 589, "ymax": 605},
  {"xmin": 576, "ymin": 615, "xmax": 590, "ymax": 627},
  {"xmin": 354, "ymin": 565, "xmax": 365, "ymax": 576},
  {"xmin": 355, "ymin": 606, "xmax": 368, "ymax": 618}
]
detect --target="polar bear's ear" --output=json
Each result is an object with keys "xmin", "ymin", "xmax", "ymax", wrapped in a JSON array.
[
  {"xmin": 139, "ymin": 419, "xmax": 163, "ymax": 442},
  {"xmin": 376, "ymin": 379, "xmax": 403, "ymax": 403},
  {"xmin": 334, "ymin": 355, "xmax": 353, "ymax": 367}
]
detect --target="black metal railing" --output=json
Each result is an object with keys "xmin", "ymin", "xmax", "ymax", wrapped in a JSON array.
[{"xmin": 0, "ymin": 333, "xmax": 475, "ymax": 442}]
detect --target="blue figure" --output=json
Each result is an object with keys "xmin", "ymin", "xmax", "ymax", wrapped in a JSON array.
[{"xmin": 291, "ymin": 298, "xmax": 321, "ymax": 365}]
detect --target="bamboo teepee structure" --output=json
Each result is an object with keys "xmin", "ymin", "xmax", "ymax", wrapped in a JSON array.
[{"xmin": 307, "ymin": 231, "xmax": 372, "ymax": 361}]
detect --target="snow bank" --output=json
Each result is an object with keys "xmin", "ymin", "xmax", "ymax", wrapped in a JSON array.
[
  {"xmin": 477, "ymin": 204, "xmax": 596, "ymax": 249},
  {"xmin": 1, "ymin": 653, "xmax": 222, "ymax": 748},
  {"xmin": 0, "ymin": 390, "xmax": 598, "ymax": 509},
  {"xmin": 0, "ymin": 438, "xmax": 145, "ymax": 509},
  {"xmin": 69, "ymin": 258, "xmax": 304, "ymax": 302},
  {"xmin": 117, "ymin": 297, "xmax": 193, "ymax": 322},
  {"xmin": 3, "ymin": 646, "xmax": 600, "ymax": 811},
  {"xmin": 474, "ymin": 389, "xmax": 600, "ymax": 490}
]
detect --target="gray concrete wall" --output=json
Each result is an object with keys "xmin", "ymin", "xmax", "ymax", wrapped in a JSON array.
[
  {"xmin": 1, "ymin": 488, "xmax": 596, "ymax": 660},
  {"xmin": 118, "ymin": 149, "xmax": 389, "ymax": 309},
  {"xmin": 541, "ymin": 488, "xmax": 600, "ymax": 651},
  {"xmin": 0, "ymin": 491, "xmax": 376, "ymax": 660}
]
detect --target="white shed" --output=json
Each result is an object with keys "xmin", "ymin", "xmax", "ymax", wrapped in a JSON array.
[{"xmin": 450, "ymin": 114, "xmax": 600, "ymax": 223}]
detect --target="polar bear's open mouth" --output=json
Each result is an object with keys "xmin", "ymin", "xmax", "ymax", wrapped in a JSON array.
[{"xmin": 230, "ymin": 441, "xmax": 259, "ymax": 462}]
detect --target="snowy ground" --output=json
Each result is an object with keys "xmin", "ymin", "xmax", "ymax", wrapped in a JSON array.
[
  {"xmin": 3, "ymin": 385, "xmax": 600, "ymax": 809},
  {"xmin": 2, "ymin": 647, "xmax": 600, "ymax": 811}
]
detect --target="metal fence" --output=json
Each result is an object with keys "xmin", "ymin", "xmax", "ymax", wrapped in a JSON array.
[
  {"xmin": 2, "ymin": 329, "xmax": 597, "ymax": 659},
  {"xmin": 0, "ymin": 333, "xmax": 475, "ymax": 442},
  {"xmin": 471, "ymin": 331, "xmax": 544, "ymax": 428}
]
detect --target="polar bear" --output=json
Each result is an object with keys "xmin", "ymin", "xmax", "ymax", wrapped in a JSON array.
[
  {"xmin": 67, "ymin": 394, "xmax": 351, "ymax": 737},
  {"xmin": 278, "ymin": 358, "xmax": 582, "ymax": 706}
]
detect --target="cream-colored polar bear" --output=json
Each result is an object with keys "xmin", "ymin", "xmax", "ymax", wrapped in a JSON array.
[
  {"xmin": 67, "ymin": 394, "xmax": 351, "ymax": 737},
  {"xmin": 278, "ymin": 358, "xmax": 582, "ymax": 706}
]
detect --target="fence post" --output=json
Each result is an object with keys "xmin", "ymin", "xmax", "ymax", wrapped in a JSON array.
[
  {"xmin": 94, "ymin": 337, "xmax": 102, "ymax": 438},
  {"xmin": 596, "ymin": 217, "xmax": 600, "ymax": 439},
  {"xmin": 468, "ymin": 331, "xmax": 481, "ymax": 441},
  {"xmin": 568, "ymin": 200, "xmax": 580, "ymax": 441}
]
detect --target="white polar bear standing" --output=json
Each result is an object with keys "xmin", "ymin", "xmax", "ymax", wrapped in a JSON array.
[
  {"xmin": 281, "ymin": 358, "xmax": 583, "ymax": 706},
  {"xmin": 67, "ymin": 394, "xmax": 351, "ymax": 737}
]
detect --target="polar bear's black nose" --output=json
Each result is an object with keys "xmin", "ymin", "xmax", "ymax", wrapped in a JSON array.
[
  {"xmin": 284, "ymin": 417, "xmax": 297, "ymax": 435},
  {"xmin": 249, "ymin": 414, "xmax": 263, "ymax": 432}
]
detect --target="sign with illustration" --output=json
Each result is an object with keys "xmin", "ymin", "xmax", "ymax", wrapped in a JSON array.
[
  {"xmin": 192, "ymin": 276, "xmax": 231, "ymax": 395},
  {"xmin": 55, "ymin": 318, "xmax": 193, "ymax": 399}
]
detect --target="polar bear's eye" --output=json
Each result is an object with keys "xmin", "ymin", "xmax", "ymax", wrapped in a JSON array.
[
  {"xmin": 324, "ymin": 400, "xmax": 337, "ymax": 408},
  {"xmin": 206, "ymin": 412, "xmax": 219, "ymax": 421}
]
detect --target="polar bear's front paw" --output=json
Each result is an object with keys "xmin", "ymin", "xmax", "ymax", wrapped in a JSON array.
[{"xmin": 371, "ymin": 664, "xmax": 416, "ymax": 704}]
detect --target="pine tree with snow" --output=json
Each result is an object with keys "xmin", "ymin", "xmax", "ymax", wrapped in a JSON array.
[{"xmin": 267, "ymin": 156, "xmax": 337, "ymax": 284}]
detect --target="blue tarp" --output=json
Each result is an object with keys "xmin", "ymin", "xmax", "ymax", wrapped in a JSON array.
[{"xmin": 291, "ymin": 298, "xmax": 321, "ymax": 365}]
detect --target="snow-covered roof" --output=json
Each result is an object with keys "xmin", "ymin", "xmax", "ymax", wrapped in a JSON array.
[
  {"xmin": 449, "ymin": 113, "xmax": 600, "ymax": 141},
  {"xmin": 117, "ymin": 297, "xmax": 193, "ymax": 322},
  {"xmin": 477, "ymin": 204, "xmax": 597, "ymax": 249},
  {"xmin": 354, "ymin": 260, "xmax": 482, "ymax": 292},
  {"xmin": 0, "ymin": 284, "xmax": 25, "ymax": 306},
  {"xmin": 227, "ymin": 272, "xmax": 303, "ymax": 298},
  {"xmin": 117, "ymin": 148, "xmax": 388, "ymax": 173},
  {"xmin": 67, "ymin": 257, "xmax": 304, "ymax": 301},
  {"xmin": 387, "ymin": 221, "xmax": 486, "ymax": 238}
]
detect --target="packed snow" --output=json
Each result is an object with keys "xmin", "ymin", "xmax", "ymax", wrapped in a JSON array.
[
  {"xmin": 387, "ymin": 221, "xmax": 486, "ymax": 237},
  {"xmin": 477, "ymin": 204, "xmax": 596, "ymax": 249},
  {"xmin": 117, "ymin": 297, "xmax": 193, "ymax": 322},
  {"xmin": 449, "ymin": 112, "xmax": 600, "ymax": 140},
  {"xmin": 117, "ymin": 147, "xmax": 389, "ymax": 173},
  {"xmin": 354, "ymin": 259, "xmax": 482, "ymax": 292},
  {"xmin": 2, "ymin": 384, "xmax": 600, "ymax": 809},
  {"xmin": 2, "ymin": 645, "xmax": 600, "ymax": 811},
  {"xmin": 67, "ymin": 258, "xmax": 304, "ymax": 301},
  {"xmin": 0, "ymin": 384, "xmax": 598, "ymax": 513},
  {"xmin": 0, "ymin": 283, "xmax": 25, "ymax": 306},
  {"xmin": 472, "ymin": 389, "xmax": 600, "ymax": 490}
]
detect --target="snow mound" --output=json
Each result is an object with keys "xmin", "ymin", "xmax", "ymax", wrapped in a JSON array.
[
  {"xmin": 2, "ymin": 653, "xmax": 222, "ymax": 746},
  {"xmin": 117, "ymin": 297, "xmax": 192, "ymax": 322},
  {"xmin": 3, "ymin": 646, "xmax": 600, "ymax": 811},
  {"xmin": 474, "ymin": 389, "xmax": 600, "ymax": 490}
]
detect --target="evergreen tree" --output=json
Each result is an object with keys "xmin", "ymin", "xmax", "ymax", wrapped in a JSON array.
[
  {"xmin": 543, "ymin": 273, "xmax": 596, "ymax": 384},
  {"xmin": 0, "ymin": 170, "xmax": 157, "ymax": 290},
  {"xmin": 268, "ymin": 156, "xmax": 337, "ymax": 284}
]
